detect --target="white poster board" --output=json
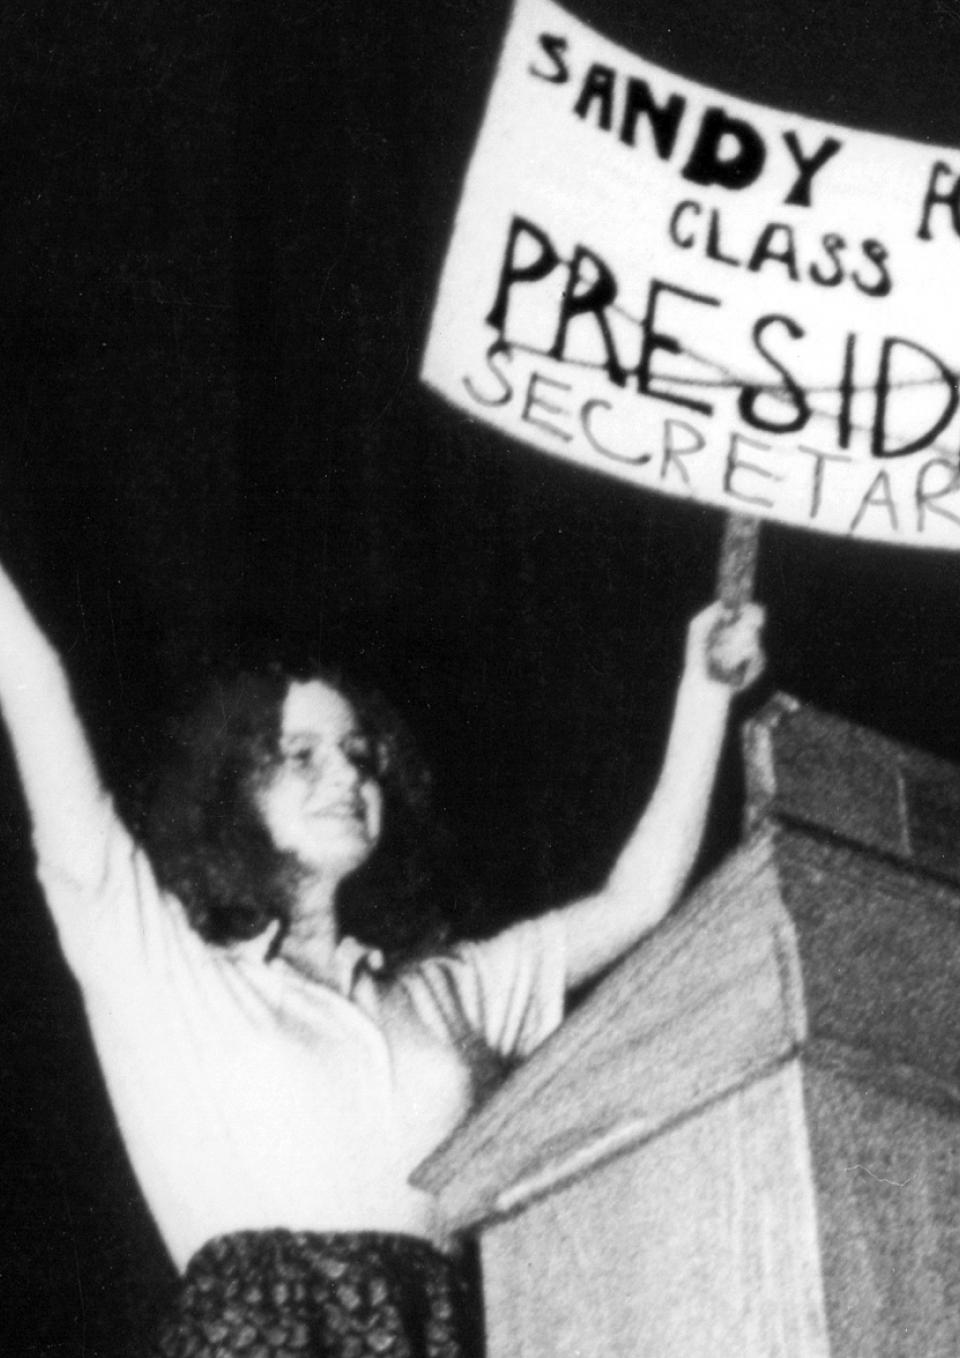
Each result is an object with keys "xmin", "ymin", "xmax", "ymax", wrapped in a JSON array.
[{"xmin": 423, "ymin": 0, "xmax": 960, "ymax": 547}]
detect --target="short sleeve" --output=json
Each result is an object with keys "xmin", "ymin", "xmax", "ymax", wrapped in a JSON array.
[
  {"xmin": 404, "ymin": 911, "xmax": 567, "ymax": 1060},
  {"xmin": 35, "ymin": 793, "xmax": 199, "ymax": 990}
]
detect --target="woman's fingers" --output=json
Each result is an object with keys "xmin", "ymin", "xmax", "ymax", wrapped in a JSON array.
[{"xmin": 687, "ymin": 602, "xmax": 766, "ymax": 691}]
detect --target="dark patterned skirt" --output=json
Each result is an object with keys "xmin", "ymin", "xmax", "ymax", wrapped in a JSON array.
[{"xmin": 146, "ymin": 1231, "xmax": 483, "ymax": 1358}]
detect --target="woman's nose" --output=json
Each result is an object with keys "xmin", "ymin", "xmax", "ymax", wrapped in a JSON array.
[{"xmin": 323, "ymin": 746, "xmax": 361, "ymax": 790}]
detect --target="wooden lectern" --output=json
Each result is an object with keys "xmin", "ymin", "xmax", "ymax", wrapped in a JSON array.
[{"xmin": 416, "ymin": 696, "xmax": 960, "ymax": 1357}]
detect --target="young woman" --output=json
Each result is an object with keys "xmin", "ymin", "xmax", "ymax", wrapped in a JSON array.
[{"xmin": 0, "ymin": 554, "xmax": 762, "ymax": 1357}]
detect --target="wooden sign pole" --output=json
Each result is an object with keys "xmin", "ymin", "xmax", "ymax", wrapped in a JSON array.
[
  {"xmin": 708, "ymin": 512, "xmax": 761, "ymax": 684},
  {"xmin": 715, "ymin": 512, "xmax": 760, "ymax": 611}
]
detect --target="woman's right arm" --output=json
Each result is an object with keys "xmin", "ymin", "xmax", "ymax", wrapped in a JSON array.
[{"xmin": 0, "ymin": 558, "xmax": 110, "ymax": 884}]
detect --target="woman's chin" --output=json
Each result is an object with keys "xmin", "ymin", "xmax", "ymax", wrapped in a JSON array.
[{"xmin": 304, "ymin": 834, "xmax": 377, "ymax": 880}]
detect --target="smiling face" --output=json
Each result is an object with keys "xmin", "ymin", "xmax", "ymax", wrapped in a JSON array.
[{"xmin": 255, "ymin": 679, "xmax": 384, "ymax": 881}]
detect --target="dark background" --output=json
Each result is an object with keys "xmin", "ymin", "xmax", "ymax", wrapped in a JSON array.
[{"xmin": 1, "ymin": 1, "xmax": 960, "ymax": 1352}]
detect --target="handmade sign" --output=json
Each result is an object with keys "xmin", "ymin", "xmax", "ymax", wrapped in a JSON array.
[{"xmin": 422, "ymin": 0, "xmax": 960, "ymax": 547}]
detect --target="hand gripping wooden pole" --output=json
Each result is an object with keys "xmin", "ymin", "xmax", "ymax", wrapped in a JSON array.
[{"xmin": 708, "ymin": 512, "xmax": 761, "ymax": 684}]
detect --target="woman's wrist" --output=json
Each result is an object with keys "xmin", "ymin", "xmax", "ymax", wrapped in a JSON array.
[{"xmin": 677, "ymin": 659, "xmax": 736, "ymax": 712}]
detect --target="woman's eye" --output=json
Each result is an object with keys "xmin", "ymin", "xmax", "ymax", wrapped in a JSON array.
[{"xmin": 343, "ymin": 736, "xmax": 376, "ymax": 774}]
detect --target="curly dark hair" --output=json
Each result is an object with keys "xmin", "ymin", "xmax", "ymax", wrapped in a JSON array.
[{"xmin": 141, "ymin": 667, "xmax": 464, "ymax": 957}]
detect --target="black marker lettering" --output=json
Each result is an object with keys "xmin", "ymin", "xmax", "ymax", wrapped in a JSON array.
[
  {"xmin": 639, "ymin": 280, "xmax": 721, "ymax": 416},
  {"xmin": 529, "ymin": 33, "xmax": 570, "ymax": 84},
  {"xmin": 916, "ymin": 458, "xmax": 960, "ymax": 532},
  {"xmin": 661, "ymin": 419, "xmax": 706, "ymax": 488},
  {"xmin": 724, "ymin": 433, "xmax": 781, "ymax": 508},
  {"xmin": 809, "ymin": 233, "xmax": 846, "ymax": 289},
  {"xmin": 522, "ymin": 371, "xmax": 574, "ymax": 442},
  {"xmin": 873, "ymin": 337, "xmax": 959, "ymax": 459},
  {"xmin": 669, "ymin": 200, "xmax": 700, "ymax": 250},
  {"xmin": 747, "ymin": 223, "xmax": 799, "ymax": 281},
  {"xmin": 851, "ymin": 470, "xmax": 898, "ymax": 533},
  {"xmin": 550, "ymin": 245, "xmax": 627, "ymax": 386},
  {"xmin": 619, "ymin": 78, "xmax": 686, "ymax": 158},
  {"xmin": 837, "ymin": 332, "xmax": 857, "ymax": 450},
  {"xmin": 917, "ymin": 160, "xmax": 960, "ymax": 241},
  {"xmin": 782, "ymin": 132, "xmax": 843, "ymax": 207},
  {"xmin": 795, "ymin": 445, "xmax": 852, "ymax": 519},
  {"xmin": 581, "ymin": 399, "xmax": 651, "ymax": 464},
  {"xmin": 486, "ymin": 217, "xmax": 559, "ymax": 340},
  {"xmin": 739, "ymin": 314, "xmax": 810, "ymax": 435},
  {"xmin": 463, "ymin": 345, "xmax": 515, "ymax": 407},
  {"xmin": 682, "ymin": 107, "xmax": 766, "ymax": 191},
  {"xmin": 853, "ymin": 240, "xmax": 893, "ymax": 299},
  {"xmin": 706, "ymin": 210, "xmax": 741, "ymax": 267},
  {"xmin": 574, "ymin": 63, "xmax": 615, "ymax": 131}
]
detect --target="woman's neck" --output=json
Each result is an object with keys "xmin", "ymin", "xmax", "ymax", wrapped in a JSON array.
[{"xmin": 279, "ymin": 876, "xmax": 341, "ymax": 983}]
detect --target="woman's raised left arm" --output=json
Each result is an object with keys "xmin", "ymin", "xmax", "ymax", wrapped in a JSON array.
[
  {"xmin": 0, "ymin": 555, "xmax": 118, "ymax": 892},
  {"xmin": 558, "ymin": 602, "xmax": 765, "ymax": 990}
]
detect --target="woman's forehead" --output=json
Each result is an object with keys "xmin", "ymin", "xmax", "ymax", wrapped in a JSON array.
[{"xmin": 281, "ymin": 679, "xmax": 359, "ymax": 740}]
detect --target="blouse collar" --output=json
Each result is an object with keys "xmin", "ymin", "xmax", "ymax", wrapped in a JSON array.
[{"xmin": 231, "ymin": 922, "xmax": 385, "ymax": 993}]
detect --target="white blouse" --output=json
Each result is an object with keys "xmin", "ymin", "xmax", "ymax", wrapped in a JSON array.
[{"xmin": 37, "ymin": 794, "xmax": 566, "ymax": 1272}]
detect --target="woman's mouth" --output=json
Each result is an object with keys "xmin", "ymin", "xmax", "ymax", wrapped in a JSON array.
[{"xmin": 308, "ymin": 799, "xmax": 365, "ymax": 824}]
